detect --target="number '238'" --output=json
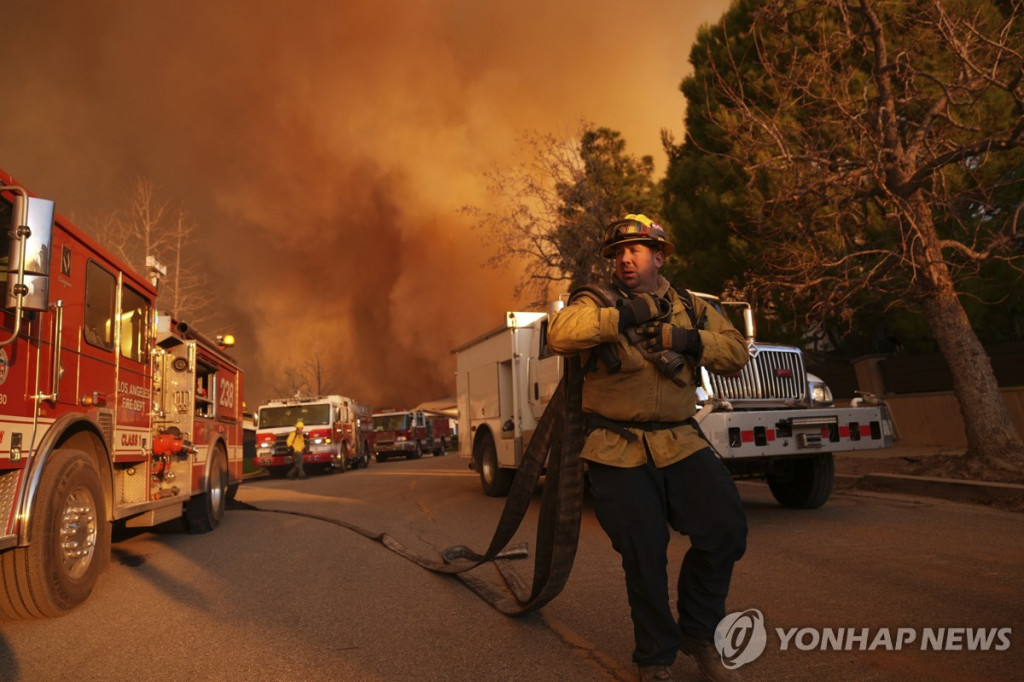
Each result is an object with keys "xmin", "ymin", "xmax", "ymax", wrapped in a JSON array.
[{"xmin": 218, "ymin": 379, "xmax": 235, "ymax": 409}]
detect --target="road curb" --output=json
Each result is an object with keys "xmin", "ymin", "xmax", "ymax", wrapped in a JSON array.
[{"xmin": 848, "ymin": 472, "xmax": 1024, "ymax": 506}]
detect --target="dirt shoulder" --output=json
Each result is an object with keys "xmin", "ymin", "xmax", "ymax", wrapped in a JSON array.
[
  {"xmin": 834, "ymin": 445, "xmax": 1024, "ymax": 512},
  {"xmin": 835, "ymin": 445, "xmax": 1022, "ymax": 484}
]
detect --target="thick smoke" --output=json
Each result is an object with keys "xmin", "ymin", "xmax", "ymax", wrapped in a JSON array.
[{"xmin": 0, "ymin": 0, "xmax": 728, "ymax": 408}]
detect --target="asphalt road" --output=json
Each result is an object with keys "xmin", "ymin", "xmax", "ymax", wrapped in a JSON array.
[{"xmin": 0, "ymin": 454, "xmax": 1021, "ymax": 681}]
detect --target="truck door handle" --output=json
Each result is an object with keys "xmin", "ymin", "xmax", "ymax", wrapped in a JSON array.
[
  {"xmin": 36, "ymin": 300, "xmax": 64, "ymax": 403},
  {"xmin": 534, "ymin": 382, "xmax": 539, "ymax": 400}
]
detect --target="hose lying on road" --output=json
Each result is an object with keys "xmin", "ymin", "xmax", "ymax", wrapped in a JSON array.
[{"xmin": 233, "ymin": 357, "xmax": 586, "ymax": 616}]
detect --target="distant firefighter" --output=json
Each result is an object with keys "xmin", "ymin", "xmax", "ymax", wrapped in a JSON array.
[{"xmin": 286, "ymin": 420, "xmax": 308, "ymax": 480}]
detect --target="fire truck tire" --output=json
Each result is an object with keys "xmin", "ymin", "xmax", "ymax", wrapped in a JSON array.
[
  {"xmin": 766, "ymin": 453, "xmax": 835, "ymax": 509},
  {"xmin": 476, "ymin": 431, "xmax": 513, "ymax": 497},
  {"xmin": 407, "ymin": 442, "xmax": 423, "ymax": 460},
  {"xmin": 185, "ymin": 449, "xmax": 228, "ymax": 534},
  {"xmin": 433, "ymin": 438, "xmax": 446, "ymax": 457},
  {"xmin": 0, "ymin": 448, "xmax": 109, "ymax": 619}
]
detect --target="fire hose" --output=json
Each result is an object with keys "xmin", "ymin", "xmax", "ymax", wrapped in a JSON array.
[
  {"xmin": 409, "ymin": 354, "xmax": 586, "ymax": 615},
  {"xmin": 238, "ymin": 356, "xmax": 585, "ymax": 616}
]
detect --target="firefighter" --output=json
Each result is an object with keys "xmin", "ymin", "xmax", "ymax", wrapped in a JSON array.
[
  {"xmin": 286, "ymin": 420, "xmax": 308, "ymax": 480},
  {"xmin": 547, "ymin": 214, "xmax": 750, "ymax": 682}
]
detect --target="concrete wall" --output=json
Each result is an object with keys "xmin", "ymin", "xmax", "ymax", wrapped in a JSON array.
[
  {"xmin": 850, "ymin": 353, "xmax": 1024, "ymax": 448},
  {"xmin": 881, "ymin": 388, "xmax": 1024, "ymax": 448}
]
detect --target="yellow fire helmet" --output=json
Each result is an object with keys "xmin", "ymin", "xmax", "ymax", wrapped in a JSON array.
[
  {"xmin": 295, "ymin": 421, "xmax": 304, "ymax": 430},
  {"xmin": 601, "ymin": 213, "xmax": 675, "ymax": 258}
]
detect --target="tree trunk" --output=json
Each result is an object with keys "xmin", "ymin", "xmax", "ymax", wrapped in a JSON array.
[{"xmin": 911, "ymin": 199, "xmax": 1024, "ymax": 478}]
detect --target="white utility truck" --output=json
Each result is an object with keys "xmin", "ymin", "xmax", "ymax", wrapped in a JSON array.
[{"xmin": 453, "ymin": 296, "xmax": 895, "ymax": 508}]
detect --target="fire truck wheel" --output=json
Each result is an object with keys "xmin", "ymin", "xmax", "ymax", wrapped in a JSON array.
[
  {"xmin": 0, "ymin": 448, "xmax": 110, "ymax": 619},
  {"xmin": 476, "ymin": 431, "xmax": 513, "ymax": 497},
  {"xmin": 407, "ymin": 442, "xmax": 423, "ymax": 460},
  {"xmin": 766, "ymin": 452, "xmax": 835, "ymax": 509},
  {"xmin": 185, "ymin": 449, "xmax": 228, "ymax": 534}
]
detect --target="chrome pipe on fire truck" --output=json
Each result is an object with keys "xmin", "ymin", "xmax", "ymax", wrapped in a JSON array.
[
  {"xmin": 742, "ymin": 306, "xmax": 756, "ymax": 342},
  {"xmin": 719, "ymin": 300, "xmax": 757, "ymax": 343},
  {"xmin": 0, "ymin": 186, "xmax": 55, "ymax": 347}
]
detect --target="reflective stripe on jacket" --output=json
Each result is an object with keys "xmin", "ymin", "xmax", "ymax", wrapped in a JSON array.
[{"xmin": 547, "ymin": 276, "xmax": 749, "ymax": 468}]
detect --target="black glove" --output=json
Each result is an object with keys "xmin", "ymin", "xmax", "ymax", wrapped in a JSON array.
[
  {"xmin": 638, "ymin": 321, "xmax": 702, "ymax": 358},
  {"xmin": 617, "ymin": 294, "xmax": 671, "ymax": 331}
]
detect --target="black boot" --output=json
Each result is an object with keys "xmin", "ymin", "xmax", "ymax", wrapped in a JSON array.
[{"xmin": 680, "ymin": 633, "xmax": 742, "ymax": 682}]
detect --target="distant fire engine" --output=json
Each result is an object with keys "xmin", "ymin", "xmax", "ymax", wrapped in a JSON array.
[
  {"xmin": 0, "ymin": 170, "xmax": 244, "ymax": 619},
  {"xmin": 254, "ymin": 394, "xmax": 373, "ymax": 475},
  {"xmin": 371, "ymin": 409, "xmax": 451, "ymax": 462}
]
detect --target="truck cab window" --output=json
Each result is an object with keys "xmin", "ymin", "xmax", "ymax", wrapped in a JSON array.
[
  {"xmin": 84, "ymin": 261, "xmax": 116, "ymax": 350},
  {"xmin": 119, "ymin": 285, "xmax": 150, "ymax": 363},
  {"xmin": 195, "ymin": 362, "xmax": 216, "ymax": 418}
]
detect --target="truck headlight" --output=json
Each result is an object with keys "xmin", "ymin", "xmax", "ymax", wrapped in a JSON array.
[{"xmin": 809, "ymin": 381, "xmax": 834, "ymax": 407}]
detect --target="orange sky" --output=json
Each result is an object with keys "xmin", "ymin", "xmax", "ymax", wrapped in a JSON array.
[{"xmin": 0, "ymin": 0, "xmax": 730, "ymax": 408}]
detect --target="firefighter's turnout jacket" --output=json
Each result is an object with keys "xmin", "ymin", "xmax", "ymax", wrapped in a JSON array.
[
  {"xmin": 547, "ymin": 276, "xmax": 749, "ymax": 468},
  {"xmin": 286, "ymin": 428, "xmax": 306, "ymax": 454}
]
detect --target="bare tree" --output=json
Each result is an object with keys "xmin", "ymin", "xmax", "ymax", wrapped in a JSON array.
[
  {"xmin": 92, "ymin": 177, "xmax": 211, "ymax": 324},
  {"xmin": 273, "ymin": 364, "xmax": 310, "ymax": 398},
  {"xmin": 162, "ymin": 208, "xmax": 210, "ymax": 325},
  {"xmin": 271, "ymin": 336, "xmax": 340, "ymax": 398},
  {"xmin": 303, "ymin": 335, "xmax": 340, "ymax": 395},
  {"xmin": 682, "ymin": 0, "xmax": 1024, "ymax": 474},
  {"xmin": 94, "ymin": 178, "xmax": 171, "ymax": 268},
  {"xmin": 464, "ymin": 125, "xmax": 663, "ymax": 302}
]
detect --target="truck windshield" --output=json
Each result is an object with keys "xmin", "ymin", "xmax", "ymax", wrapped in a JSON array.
[
  {"xmin": 373, "ymin": 414, "xmax": 410, "ymax": 431},
  {"xmin": 259, "ymin": 404, "xmax": 331, "ymax": 428}
]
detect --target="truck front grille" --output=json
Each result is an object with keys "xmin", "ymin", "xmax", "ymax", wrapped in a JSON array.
[
  {"xmin": 706, "ymin": 347, "xmax": 806, "ymax": 402},
  {"xmin": 270, "ymin": 434, "xmax": 290, "ymax": 456}
]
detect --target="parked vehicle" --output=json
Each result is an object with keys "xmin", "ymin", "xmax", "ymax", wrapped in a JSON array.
[
  {"xmin": 255, "ymin": 395, "xmax": 373, "ymax": 475},
  {"xmin": 453, "ymin": 296, "xmax": 895, "ymax": 508},
  {"xmin": 372, "ymin": 409, "xmax": 451, "ymax": 462},
  {"xmin": 0, "ymin": 171, "xmax": 245, "ymax": 619}
]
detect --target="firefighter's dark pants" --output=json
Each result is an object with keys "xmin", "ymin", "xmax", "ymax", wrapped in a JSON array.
[
  {"xmin": 287, "ymin": 449, "xmax": 307, "ymax": 479},
  {"xmin": 587, "ymin": 447, "xmax": 747, "ymax": 666}
]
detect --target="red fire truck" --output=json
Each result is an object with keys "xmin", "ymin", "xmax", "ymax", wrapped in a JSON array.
[
  {"xmin": 371, "ymin": 409, "xmax": 452, "ymax": 462},
  {"xmin": 0, "ymin": 170, "xmax": 244, "ymax": 619},
  {"xmin": 254, "ymin": 394, "xmax": 373, "ymax": 475}
]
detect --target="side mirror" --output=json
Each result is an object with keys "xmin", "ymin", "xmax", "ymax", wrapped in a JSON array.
[{"xmin": 6, "ymin": 194, "xmax": 55, "ymax": 312}]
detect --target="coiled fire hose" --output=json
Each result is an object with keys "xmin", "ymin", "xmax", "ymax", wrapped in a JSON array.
[{"xmin": 240, "ymin": 356, "xmax": 585, "ymax": 616}]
